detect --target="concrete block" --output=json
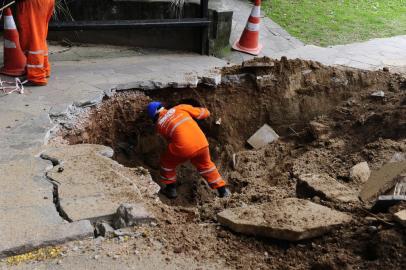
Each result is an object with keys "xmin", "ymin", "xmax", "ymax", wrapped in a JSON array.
[
  {"xmin": 0, "ymin": 220, "xmax": 93, "ymax": 258},
  {"xmin": 350, "ymin": 162, "xmax": 371, "ymax": 183},
  {"xmin": 247, "ymin": 124, "xmax": 279, "ymax": 149},
  {"xmin": 217, "ymin": 198, "xmax": 352, "ymax": 241},
  {"xmin": 359, "ymin": 161, "xmax": 406, "ymax": 206},
  {"xmin": 297, "ymin": 173, "xmax": 358, "ymax": 203}
]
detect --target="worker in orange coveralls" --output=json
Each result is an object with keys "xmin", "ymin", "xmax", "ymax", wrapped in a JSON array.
[
  {"xmin": 17, "ymin": 0, "xmax": 55, "ymax": 86},
  {"xmin": 147, "ymin": 101, "xmax": 230, "ymax": 199}
]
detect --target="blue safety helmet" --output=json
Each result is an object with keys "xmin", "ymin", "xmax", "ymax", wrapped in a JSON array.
[{"xmin": 147, "ymin": 101, "xmax": 163, "ymax": 120}]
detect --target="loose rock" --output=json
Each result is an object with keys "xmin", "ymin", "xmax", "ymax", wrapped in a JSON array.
[{"xmin": 350, "ymin": 161, "xmax": 371, "ymax": 183}]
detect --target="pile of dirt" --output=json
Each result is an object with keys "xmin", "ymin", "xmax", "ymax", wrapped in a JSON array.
[{"xmin": 55, "ymin": 57, "xmax": 406, "ymax": 269}]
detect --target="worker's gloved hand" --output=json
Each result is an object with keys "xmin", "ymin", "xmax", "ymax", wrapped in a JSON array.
[{"xmin": 217, "ymin": 186, "xmax": 230, "ymax": 198}]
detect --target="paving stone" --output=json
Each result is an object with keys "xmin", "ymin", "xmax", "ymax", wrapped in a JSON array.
[
  {"xmin": 359, "ymin": 161, "xmax": 406, "ymax": 206},
  {"xmin": 217, "ymin": 198, "xmax": 352, "ymax": 241},
  {"xmin": 350, "ymin": 162, "xmax": 371, "ymax": 183},
  {"xmin": 297, "ymin": 173, "xmax": 358, "ymax": 203},
  {"xmin": 247, "ymin": 124, "xmax": 279, "ymax": 149},
  {"xmin": 0, "ymin": 220, "xmax": 93, "ymax": 258},
  {"xmin": 393, "ymin": 210, "xmax": 406, "ymax": 227}
]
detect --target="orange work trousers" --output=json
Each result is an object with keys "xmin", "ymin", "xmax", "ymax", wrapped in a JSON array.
[
  {"xmin": 17, "ymin": 0, "xmax": 55, "ymax": 84},
  {"xmin": 160, "ymin": 146, "xmax": 226, "ymax": 189}
]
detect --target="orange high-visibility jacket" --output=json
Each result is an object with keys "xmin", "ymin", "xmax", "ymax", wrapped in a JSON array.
[{"xmin": 157, "ymin": 104, "xmax": 210, "ymax": 157}]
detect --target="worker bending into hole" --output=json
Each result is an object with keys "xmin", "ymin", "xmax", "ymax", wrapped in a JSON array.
[
  {"xmin": 17, "ymin": 0, "xmax": 55, "ymax": 86},
  {"xmin": 147, "ymin": 101, "xmax": 230, "ymax": 199}
]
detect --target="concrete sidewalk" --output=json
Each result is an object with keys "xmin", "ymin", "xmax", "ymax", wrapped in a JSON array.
[
  {"xmin": 0, "ymin": 45, "xmax": 226, "ymax": 257},
  {"xmin": 225, "ymin": 0, "xmax": 406, "ymax": 72}
]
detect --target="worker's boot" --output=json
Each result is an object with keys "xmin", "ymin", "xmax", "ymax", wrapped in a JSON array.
[
  {"xmin": 160, "ymin": 183, "xmax": 177, "ymax": 199},
  {"xmin": 217, "ymin": 186, "xmax": 230, "ymax": 198}
]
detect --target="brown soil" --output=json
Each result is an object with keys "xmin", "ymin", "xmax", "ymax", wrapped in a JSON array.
[{"xmin": 57, "ymin": 57, "xmax": 406, "ymax": 269}]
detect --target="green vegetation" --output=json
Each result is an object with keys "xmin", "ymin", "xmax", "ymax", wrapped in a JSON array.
[{"xmin": 262, "ymin": 0, "xmax": 406, "ymax": 46}]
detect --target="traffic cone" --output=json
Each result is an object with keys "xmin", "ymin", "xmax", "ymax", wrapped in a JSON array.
[
  {"xmin": 232, "ymin": 0, "xmax": 263, "ymax": 55},
  {"xmin": 1, "ymin": 8, "xmax": 26, "ymax": 76}
]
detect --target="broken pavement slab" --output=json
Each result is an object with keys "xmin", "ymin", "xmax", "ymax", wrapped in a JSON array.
[
  {"xmin": 42, "ymin": 144, "xmax": 159, "ymax": 222},
  {"xmin": 0, "ymin": 220, "xmax": 93, "ymax": 258},
  {"xmin": 217, "ymin": 198, "xmax": 352, "ymax": 241},
  {"xmin": 297, "ymin": 173, "xmax": 359, "ymax": 203},
  {"xmin": 359, "ymin": 161, "xmax": 406, "ymax": 207},
  {"xmin": 247, "ymin": 124, "xmax": 279, "ymax": 149}
]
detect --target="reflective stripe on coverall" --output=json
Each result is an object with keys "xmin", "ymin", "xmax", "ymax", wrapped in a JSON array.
[
  {"xmin": 157, "ymin": 104, "xmax": 226, "ymax": 189},
  {"xmin": 17, "ymin": 0, "xmax": 55, "ymax": 84}
]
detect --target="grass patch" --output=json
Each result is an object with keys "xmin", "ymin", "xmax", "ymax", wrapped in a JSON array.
[{"xmin": 262, "ymin": 0, "xmax": 406, "ymax": 46}]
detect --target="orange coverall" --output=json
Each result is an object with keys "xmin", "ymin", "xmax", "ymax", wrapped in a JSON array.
[
  {"xmin": 17, "ymin": 0, "xmax": 55, "ymax": 85},
  {"xmin": 157, "ymin": 104, "xmax": 226, "ymax": 189}
]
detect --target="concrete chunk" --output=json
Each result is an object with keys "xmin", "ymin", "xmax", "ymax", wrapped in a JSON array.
[
  {"xmin": 0, "ymin": 220, "xmax": 93, "ymax": 258},
  {"xmin": 247, "ymin": 124, "xmax": 279, "ymax": 149},
  {"xmin": 359, "ymin": 161, "xmax": 406, "ymax": 206},
  {"xmin": 217, "ymin": 198, "xmax": 352, "ymax": 241},
  {"xmin": 297, "ymin": 173, "xmax": 359, "ymax": 203},
  {"xmin": 113, "ymin": 203, "xmax": 156, "ymax": 229}
]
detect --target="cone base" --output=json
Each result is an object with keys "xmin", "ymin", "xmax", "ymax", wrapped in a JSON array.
[
  {"xmin": 232, "ymin": 40, "xmax": 263, "ymax": 56},
  {"xmin": 0, "ymin": 67, "xmax": 26, "ymax": 77}
]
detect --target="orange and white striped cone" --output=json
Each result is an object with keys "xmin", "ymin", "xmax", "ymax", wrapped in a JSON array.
[
  {"xmin": 0, "ymin": 8, "xmax": 27, "ymax": 76},
  {"xmin": 232, "ymin": 0, "xmax": 263, "ymax": 56}
]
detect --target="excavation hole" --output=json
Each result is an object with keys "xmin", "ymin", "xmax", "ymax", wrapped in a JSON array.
[{"xmin": 60, "ymin": 58, "xmax": 406, "ymax": 211}]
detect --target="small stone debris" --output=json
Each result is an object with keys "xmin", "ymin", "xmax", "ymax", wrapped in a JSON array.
[
  {"xmin": 297, "ymin": 173, "xmax": 358, "ymax": 203},
  {"xmin": 217, "ymin": 198, "xmax": 352, "ymax": 241},
  {"xmin": 370, "ymin": 91, "xmax": 385, "ymax": 98},
  {"xmin": 393, "ymin": 210, "xmax": 406, "ymax": 227},
  {"xmin": 247, "ymin": 124, "xmax": 279, "ymax": 149},
  {"xmin": 112, "ymin": 203, "xmax": 156, "ymax": 229},
  {"xmin": 359, "ymin": 161, "xmax": 406, "ymax": 207},
  {"xmin": 349, "ymin": 162, "xmax": 371, "ymax": 183}
]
